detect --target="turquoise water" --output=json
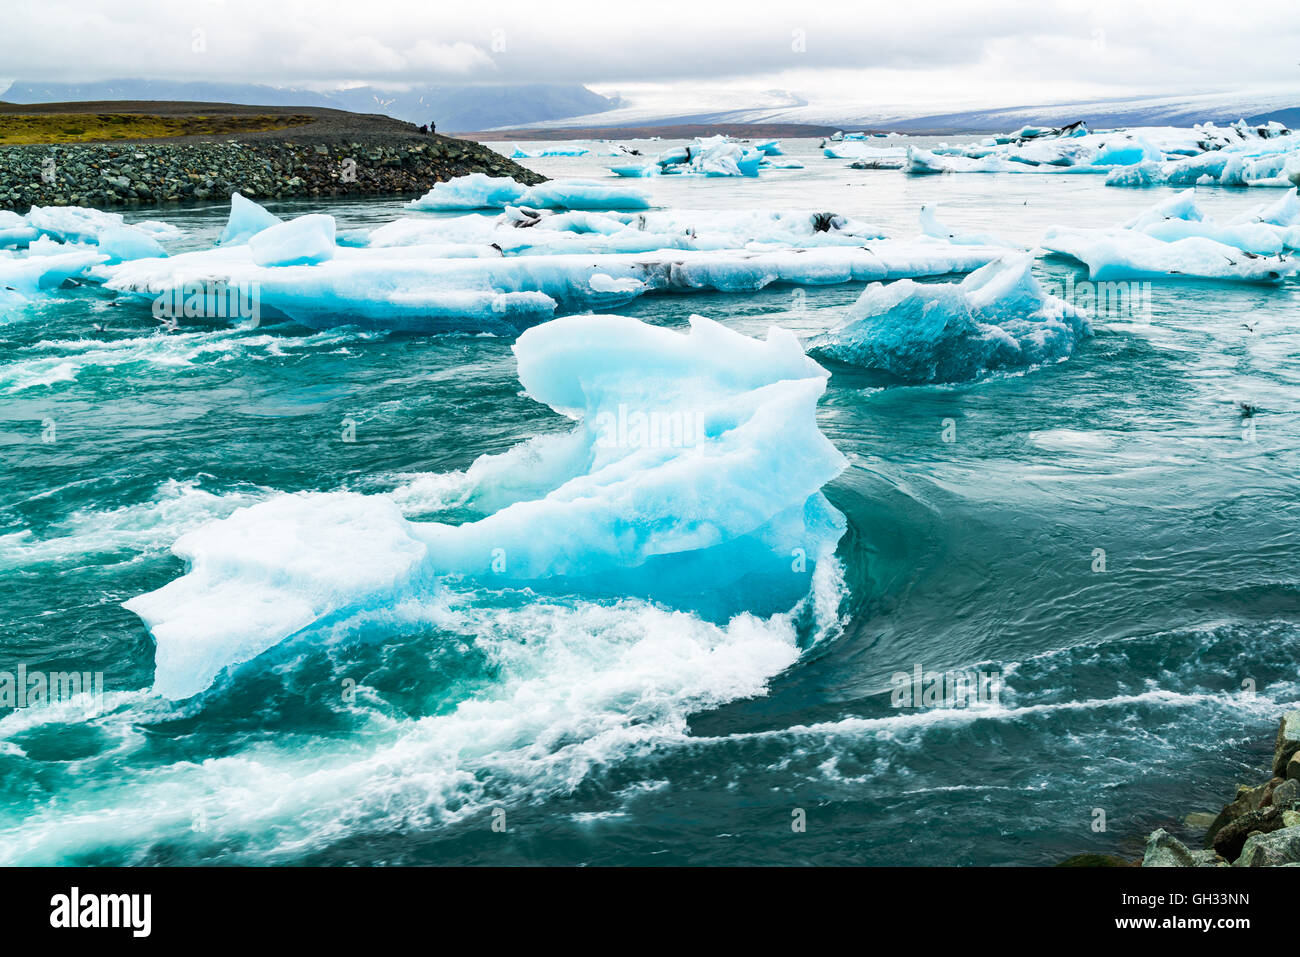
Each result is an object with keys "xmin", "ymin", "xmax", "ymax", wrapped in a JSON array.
[{"xmin": 1, "ymin": 138, "xmax": 1298, "ymax": 865}]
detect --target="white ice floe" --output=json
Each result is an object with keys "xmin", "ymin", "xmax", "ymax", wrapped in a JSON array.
[
  {"xmin": 408, "ymin": 174, "xmax": 650, "ymax": 211},
  {"xmin": 810, "ymin": 255, "xmax": 1091, "ymax": 382},
  {"xmin": 0, "ymin": 248, "xmax": 106, "ymax": 303},
  {"xmin": 901, "ymin": 120, "xmax": 1300, "ymax": 189},
  {"xmin": 101, "ymin": 238, "xmax": 1009, "ymax": 332},
  {"xmin": 610, "ymin": 136, "xmax": 766, "ymax": 178},
  {"xmin": 0, "ymin": 205, "xmax": 179, "ymax": 261},
  {"xmin": 125, "ymin": 312, "xmax": 848, "ymax": 699},
  {"xmin": 1042, "ymin": 188, "xmax": 1300, "ymax": 281},
  {"xmin": 361, "ymin": 207, "xmax": 891, "ymax": 256},
  {"xmin": 248, "ymin": 214, "xmax": 337, "ymax": 267}
]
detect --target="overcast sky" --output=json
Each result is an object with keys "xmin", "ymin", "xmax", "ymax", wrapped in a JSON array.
[{"xmin": 4, "ymin": 0, "xmax": 1299, "ymax": 112}]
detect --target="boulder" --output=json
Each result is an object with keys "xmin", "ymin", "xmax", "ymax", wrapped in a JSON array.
[
  {"xmin": 1274, "ymin": 710, "xmax": 1300, "ymax": 776},
  {"xmin": 1236, "ymin": 826, "xmax": 1300, "ymax": 866},
  {"xmin": 1144, "ymin": 828, "xmax": 1196, "ymax": 867},
  {"xmin": 1207, "ymin": 781, "xmax": 1273, "ymax": 843},
  {"xmin": 1289, "ymin": 752, "xmax": 1300, "ymax": 782},
  {"xmin": 1271, "ymin": 778, "xmax": 1299, "ymax": 811},
  {"xmin": 1213, "ymin": 805, "xmax": 1286, "ymax": 860}
]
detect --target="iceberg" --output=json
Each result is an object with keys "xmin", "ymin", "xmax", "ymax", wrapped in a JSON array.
[
  {"xmin": 218, "ymin": 192, "xmax": 283, "ymax": 245},
  {"xmin": 102, "ymin": 239, "xmax": 1010, "ymax": 333},
  {"xmin": 521, "ymin": 180, "xmax": 652, "ymax": 210},
  {"xmin": 94, "ymin": 226, "xmax": 168, "ymax": 264},
  {"xmin": 124, "ymin": 313, "xmax": 848, "ymax": 699},
  {"xmin": 247, "ymin": 214, "xmax": 337, "ymax": 267},
  {"xmin": 407, "ymin": 175, "xmax": 650, "ymax": 211},
  {"xmin": 919, "ymin": 204, "xmax": 1010, "ymax": 247},
  {"xmin": 810, "ymin": 256, "xmax": 1091, "ymax": 382},
  {"xmin": 511, "ymin": 146, "xmax": 590, "ymax": 158},
  {"xmin": 0, "ymin": 211, "xmax": 40, "ymax": 249},
  {"xmin": 406, "ymin": 173, "xmax": 530, "ymax": 210},
  {"xmin": 0, "ymin": 247, "xmax": 106, "ymax": 302},
  {"xmin": 360, "ymin": 207, "xmax": 891, "ymax": 257},
  {"xmin": 612, "ymin": 137, "xmax": 768, "ymax": 178},
  {"xmin": 1042, "ymin": 188, "xmax": 1300, "ymax": 278}
]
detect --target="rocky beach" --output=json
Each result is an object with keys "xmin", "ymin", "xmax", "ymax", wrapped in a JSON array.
[{"xmin": 0, "ymin": 101, "xmax": 543, "ymax": 209}]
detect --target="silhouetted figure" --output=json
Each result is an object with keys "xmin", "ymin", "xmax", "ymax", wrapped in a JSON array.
[{"xmin": 417, "ymin": 124, "xmax": 428, "ymax": 134}]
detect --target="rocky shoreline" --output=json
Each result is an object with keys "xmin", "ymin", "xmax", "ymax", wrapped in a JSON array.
[
  {"xmin": 0, "ymin": 136, "xmax": 545, "ymax": 210},
  {"xmin": 1139, "ymin": 710, "xmax": 1300, "ymax": 867}
]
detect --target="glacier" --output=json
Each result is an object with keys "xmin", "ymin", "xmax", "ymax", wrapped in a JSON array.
[
  {"xmin": 810, "ymin": 255, "xmax": 1091, "ymax": 382},
  {"xmin": 124, "ymin": 312, "xmax": 849, "ymax": 699}
]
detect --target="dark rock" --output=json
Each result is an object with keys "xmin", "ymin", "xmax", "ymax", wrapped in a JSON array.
[
  {"xmin": 1236, "ymin": 826, "xmax": 1300, "ymax": 866},
  {"xmin": 1206, "ymin": 781, "xmax": 1272, "ymax": 844},
  {"xmin": 1274, "ymin": 710, "xmax": 1300, "ymax": 776},
  {"xmin": 1270, "ymin": 777, "xmax": 1299, "ymax": 810},
  {"xmin": 1144, "ymin": 829, "xmax": 1196, "ymax": 866},
  {"xmin": 1212, "ymin": 804, "xmax": 1286, "ymax": 861}
]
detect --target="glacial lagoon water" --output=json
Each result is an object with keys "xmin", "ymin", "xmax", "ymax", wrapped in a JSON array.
[{"xmin": 2, "ymin": 137, "xmax": 1298, "ymax": 865}]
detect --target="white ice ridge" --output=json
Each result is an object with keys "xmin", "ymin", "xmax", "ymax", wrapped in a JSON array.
[
  {"xmin": 609, "ymin": 135, "xmax": 771, "ymax": 178},
  {"xmin": 810, "ymin": 255, "xmax": 1091, "ymax": 382},
  {"xmin": 895, "ymin": 120, "xmax": 1299, "ymax": 183},
  {"xmin": 0, "ymin": 205, "xmax": 179, "ymax": 254},
  {"xmin": 1041, "ymin": 188, "xmax": 1300, "ymax": 281},
  {"xmin": 101, "ymin": 219, "xmax": 1009, "ymax": 332},
  {"xmin": 407, "ymin": 173, "xmax": 651, "ymax": 210},
  {"xmin": 124, "ymin": 313, "xmax": 849, "ymax": 699}
]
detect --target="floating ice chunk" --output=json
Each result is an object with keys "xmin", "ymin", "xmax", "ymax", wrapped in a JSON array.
[
  {"xmin": 407, "ymin": 174, "xmax": 530, "ymax": 210},
  {"xmin": 1045, "ymin": 232, "xmax": 1295, "ymax": 282},
  {"xmin": 511, "ymin": 145, "xmax": 590, "ymax": 158},
  {"xmin": 408, "ymin": 174, "xmax": 649, "ymax": 211},
  {"xmin": 1122, "ymin": 189, "xmax": 1202, "ymax": 230},
  {"xmin": 1043, "ymin": 188, "xmax": 1300, "ymax": 268},
  {"xmin": 588, "ymin": 273, "xmax": 645, "ymax": 294},
  {"xmin": 25, "ymin": 206, "xmax": 126, "ymax": 244},
  {"xmin": 125, "ymin": 313, "xmax": 848, "ymax": 698},
  {"xmin": 810, "ymin": 256, "xmax": 1090, "ymax": 382},
  {"xmin": 94, "ymin": 226, "xmax": 168, "ymax": 263},
  {"xmin": 608, "ymin": 164, "xmax": 659, "ymax": 178},
  {"xmin": 132, "ymin": 220, "xmax": 183, "ymax": 240},
  {"xmin": 103, "ymin": 238, "xmax": 1006, "ymax": 332},
  {"xmin": 919, "ymin": 204, "xmax": 1009, "ymax": 247},
  {"xmin": 124, "ymin": 492, "xmax": 431, "ymax": 700},
  {"xmin": 1105, "ymin": 162, "xmax": 1164, "ymax": 188},
  {"xmin": 218, "ymin": 192, "xmax": 283, "ymax": 245},
  {"xmin": 0, "ymin": 248, "xmax": 106, "ymax": 300},
  {"xmin": 520, "ymin": 180, "xmax": 651, "ymax": 210},
  {"xmin": 248, "ymin": 214, "xmax": 337, "ymax": 267},
  {"xmin": 0, "ymin": 211, "xmax": 40, "ymax": 249},
  {"xmin": 1231, "ymin": 188, "xmax": 1300, "ymax": 227}
]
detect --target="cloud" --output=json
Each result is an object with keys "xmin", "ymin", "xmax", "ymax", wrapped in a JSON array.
[{"xmin": 1, "ymin": 0, "xmax": 1298, "ymax": 107}]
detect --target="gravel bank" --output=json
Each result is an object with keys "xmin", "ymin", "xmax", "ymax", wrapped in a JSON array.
[{"xmin": 0, "ymin": 136, "xmax": 545, "ymax": 210}]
